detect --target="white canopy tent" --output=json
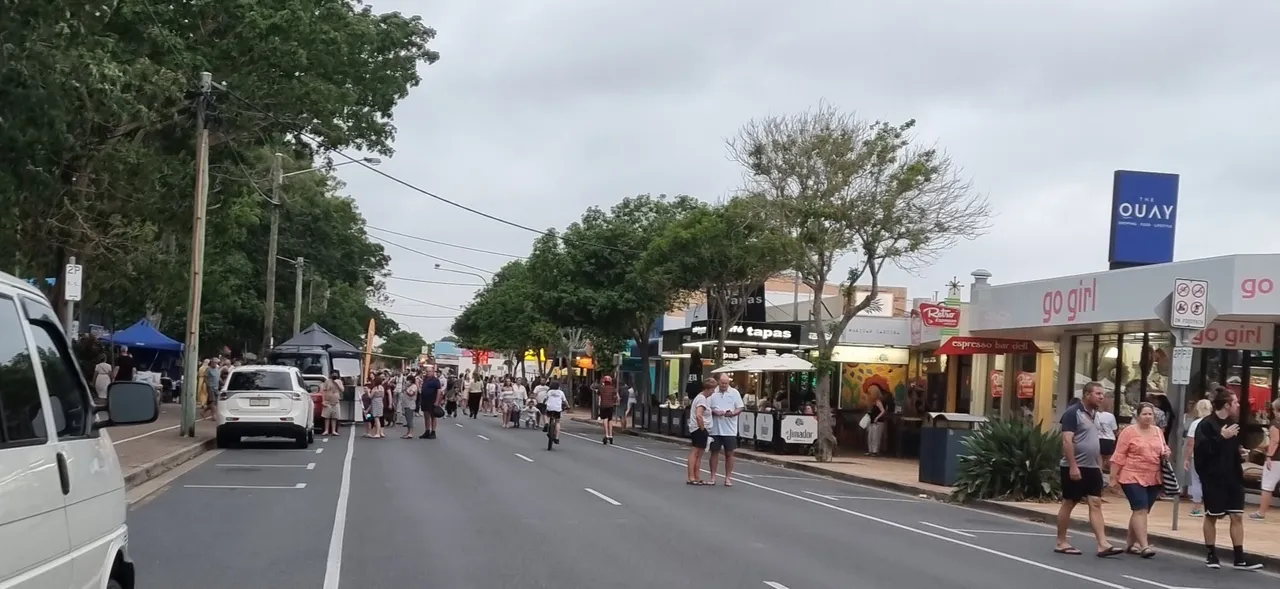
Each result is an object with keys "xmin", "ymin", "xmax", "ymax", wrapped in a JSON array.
[{"xmin": 711, "ymin": 353, "xmax": 814, "ymax": 374}]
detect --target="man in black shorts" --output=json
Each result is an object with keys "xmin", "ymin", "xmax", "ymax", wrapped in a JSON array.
[
  {"xmin": 417, "ymin": 366, "xmax": 442, "ymax": 439},
  {"xmin": 1195, "ymin": 388, "xmax": 1262, "ymax": 570},
  {"xmin": 1054, "ymin": 382, "xmax": 1121, "ymax": 557}
]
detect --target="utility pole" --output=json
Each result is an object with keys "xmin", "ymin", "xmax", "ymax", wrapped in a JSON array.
[
  {"xmin": 293, "ymin": 256, "xmax": 305, "ymax": 336},
  {"xmin": 63, "ymin": 256, "xmax": 82, "ymax": 337},
  {"xmin": 261, "ymin": 153, "xmax": 283, "ymax": 357},
  {"xmin": 181, "ymin": 72, "xmax": 214, "ymax": 438}
]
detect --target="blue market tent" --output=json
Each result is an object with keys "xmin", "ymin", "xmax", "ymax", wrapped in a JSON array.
[{"xmin": 106, "ymin": 319, "xmax": 184, "ymax": 352}]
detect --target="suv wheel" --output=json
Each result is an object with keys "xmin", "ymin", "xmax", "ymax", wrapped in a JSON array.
[
  {"xmin": 294, "ymin": 429, "xmax": 309, "ymax": 449},
  {"xmin": 216, "ymin": 430, "xmax": 236, "ymax": 449},
  {"xmin": 307, "ymin": 429, "xmax": 314, "ymax": 444}
]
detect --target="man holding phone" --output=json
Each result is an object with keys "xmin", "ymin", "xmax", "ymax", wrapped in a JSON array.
[
  {"xmin": 1194, "ymin": 387, "xmax": 1262, "ymax": 570},
  {"xmin": 707, "ymin": 374, "xmax": 745, "ymax": 487}
]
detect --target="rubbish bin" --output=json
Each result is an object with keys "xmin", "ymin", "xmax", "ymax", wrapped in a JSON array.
[{"xmin": 918, "ymin": 412, "xmax": 988, "ymax": 486}]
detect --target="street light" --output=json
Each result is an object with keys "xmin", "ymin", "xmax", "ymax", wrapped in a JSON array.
[
  {"xmin": 262, "ymin": 155, "xmax": 381, "ymax": 357},
  {"xmin": 434, "ymin": 263, "xmax": 491, "ymax": 286}
]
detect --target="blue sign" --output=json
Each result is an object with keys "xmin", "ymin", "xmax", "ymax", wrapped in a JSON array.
[{"xmin": 1108, "ymin": 170, "xmax": 1179, "ymax": 267}]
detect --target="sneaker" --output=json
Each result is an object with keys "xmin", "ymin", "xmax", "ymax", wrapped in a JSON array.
[
  {"xmin": 1206, "ymin": 553, "xmax": 1221, "ymax": 569},
  {"xmin": 1248, "ymin": 512, "xmax": 1265, "ymax": 521},
  {"xmin": 553, "ymin": 437, "xmax": 560, "ymax": 444},
  {"xmin": 1234, "ymin": 560, "xmax": 1263, "ymax": 571},
  {"xmin": 1189, "ymin": 508, "xmax": 1204, "ymax": 517}
]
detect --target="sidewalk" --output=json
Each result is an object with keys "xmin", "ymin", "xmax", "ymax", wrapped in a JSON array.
[
  {"xmin": 568, "ymin": 412, "xmax": 1280, "ymax": 566},
  {"xmin": 109, "ymin": 405, "xmax": 215, "ymax": 489}
]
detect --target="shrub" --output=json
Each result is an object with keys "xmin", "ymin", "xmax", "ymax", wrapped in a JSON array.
[{"xmin": 950, "ymin": 419, "xmax": 1063, "ymax": 503}]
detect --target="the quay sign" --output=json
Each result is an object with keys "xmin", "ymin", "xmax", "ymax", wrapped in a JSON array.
[{"xmin": 690, "ymin": 320, "xmax": 803, "ymax": 346}]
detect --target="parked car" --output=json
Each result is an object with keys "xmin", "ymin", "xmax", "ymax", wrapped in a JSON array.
[
  {"xmin": 215, "ymin": 365, "xmax": 315, "ymax": 449},
  {"xmin": 300, "ymin": 376, "xmax": 325, "ymax": 432},
  {"xmin": 0, "ymin": 271, "xmax": 159, "ymax": 589}
]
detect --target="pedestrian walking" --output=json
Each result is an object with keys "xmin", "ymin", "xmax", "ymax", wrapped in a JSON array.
[
  {"xmin": 364, "ymin": 375, "xmax": 386, "ymax": 439},
  {"xmin": 417, "ymin": 366, "xmax": 443, "ymax": 439},
  {"xmin": 467, "ymin": 373, "xmax": 484, "ymax": 418},
  {"xmin": 484, "ymin": 377, "xmax": 498, "ymax": 416},
  {"xmin": 1108, "ymin": 402, "xmax": 1169, "ymax": 557},
  {"xmin": 203, "ymin": 358, "xmax": 221, "ymax": 418},
  {"xmin": 1097, "ymin": 397, "xmax": 1118, "ymax": 471},
  {"xmin": 597, "ymin": 376, "xmax": 619, "ymax": 444},
  {"xmin": 1250, "ymin": 399, "xmax": 1280, "ymax": 520},
  {"xmin": 444, "ymin": 377, "xmax": 459, "ymax": 418},
  {"xmin": 686, "ymin": 378, "xmax": 715, "ymax": 485},
  {"xmin": 1183, "ymin": 398, "xmax": 1213, "ymax": 517},
  {"xmin": 400, "ymin": 376, "xmax": 420, "ymax": 439},
  {"xmin": 92, "ymin": 355, "xmax": 112, "ymax": 400},
  {"xmin": 619, "ymin": 382, "xmax": 633, "ymax": 430},
  {"xmin": 865, "ymin": 384, "xmax": 889, "ymax": 456},
  {"xmin": 1053, "ymin": 382, "xmax": 1122, "ymax": 558},
  {"xmin": 499, "ymin": 377, "xmax": 517, "ymax": 427},
  {"xmin": 320, "ymin": 370, "xmax": 344, "ymax": 437},
  {"xmin": 707, "ymin": 374, "xmax": 745, "ymax": 487},
  {"xmin": 1194, "ymin": 387, "xmax": 1262, "ymax": 569}
]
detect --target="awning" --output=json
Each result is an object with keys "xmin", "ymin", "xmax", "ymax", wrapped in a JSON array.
[{"xmin": 936, "ymin": 337, "xmax": 1042, "ymax": 355}]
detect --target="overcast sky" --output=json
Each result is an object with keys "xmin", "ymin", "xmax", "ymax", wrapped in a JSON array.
[{"xmin": 340, "ymin": 0, "xmax": 1280, "ymax": 341}]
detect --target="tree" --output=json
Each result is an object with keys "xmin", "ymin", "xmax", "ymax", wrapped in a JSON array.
[
  {"xmin": 529, "ymin": 195, "xmax": 700, "ymax": 398},
  {"xmin": 644, "ymin": 197, "xmax": 796, "ymax": 366},
  {"xmin": 380, "ymin": 330, "xmax": 428, "ymax": 362},
  {"xmin": 728, "ymin": 103, "xmax": 991, "ymax": 461},
  {"xmin": 450, "ymin": 260, "xmax": 557, "ymax": 365}
]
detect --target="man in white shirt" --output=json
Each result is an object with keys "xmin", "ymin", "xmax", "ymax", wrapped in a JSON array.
[
  {"xmin": 543, "ymin": 381, "xmax": 567, "ymax": 444},
  {"xmin": 534, "ymin": 381, "xmax": 550, "ymax": 426},
  {"xmin": 708, "ymin": 374, "xmax": 745, "ymax": 486}
]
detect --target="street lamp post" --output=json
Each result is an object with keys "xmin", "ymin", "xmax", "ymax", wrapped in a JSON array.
[
  {"xmin": 261, "ymin": 156, "xmax": 380, "ymax": 356},
  {"xmin": 433, "ymin": 263, "xmax": 491, "ymax": 286}
]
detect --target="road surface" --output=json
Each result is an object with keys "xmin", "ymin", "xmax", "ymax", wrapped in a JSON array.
[{"xmin": 126, "ymin": 415, "xmax": 1270, "ymax": 589}]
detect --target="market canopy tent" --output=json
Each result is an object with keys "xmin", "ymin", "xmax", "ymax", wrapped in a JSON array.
[
  {"xmin": 104, "ymin": 319, "xmax": 183, "ymax": 352},
  {"xmin": 712, "ymin": 353, "xmax": 814, "ymax": 374},
  {"xmin": 272, "ymin": 323, "xmax": 362, "ymax": 355}
]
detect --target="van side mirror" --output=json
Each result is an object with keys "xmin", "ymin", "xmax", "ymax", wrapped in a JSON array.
[{"xmin": 96, "ymin": 382, "xmax": 160, "ymax": 428}]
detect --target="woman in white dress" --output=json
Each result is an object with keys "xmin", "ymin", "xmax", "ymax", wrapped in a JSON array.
[{"xmin": 92, "ymin": 355, "xmax": 112, "ymax": 400}]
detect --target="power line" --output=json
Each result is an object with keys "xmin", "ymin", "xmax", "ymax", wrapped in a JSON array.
[
  {"xmin": 379, "ymin": 310, "xmax": 457, "ymax": 320},
  {"xmin": 383, "ymin": 291, "xmax": 462, "ymax": 311},
  {"xmin": 368, "ymin": 234, "xmax": 493, "ymax": 274},
  {"xmin": 385, "ymin": 275, "xmax": 485, "ymax": 287},
  {"xmin": 367, "ymin": 225, "xmax": 524, "ymax": 259},
  {"xmin": 220, "ymin": 88, "xmax": 641, "ymax": 254}
]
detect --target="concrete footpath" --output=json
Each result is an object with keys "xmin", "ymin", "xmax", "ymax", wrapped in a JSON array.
[
  {"xmin": 570, "ymin": 412, "xmax": 1280, "ymax": 568},
  {"xmin": 109, "ymin": 405, "xmax": 214, "ymax": 489}
]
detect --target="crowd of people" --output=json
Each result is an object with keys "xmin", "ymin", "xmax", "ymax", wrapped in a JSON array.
[{"xmin": 1054, "ymin": 381, "xmax": 1274, "ymax": 571}]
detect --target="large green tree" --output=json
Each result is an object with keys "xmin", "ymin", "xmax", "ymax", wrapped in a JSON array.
[
  {"xmin": 451, "ymin": 260, "xmax": 557, "ymax": 367},
  {"xmin": 644, "ymin": 196, "xmax": 796, "ymax": 366},
  {"xmin": 527, "ymin": 195, "xmax": 700, "ymax": 397},
  {"xmin": 379, "ymin": 330, "xmax": 428, "ymax": 362},
  {"xmin": 728, "ymin": 103, "xmax": 991, "ymax": 461},
  {"xmin": 1, "ymin": 0, "xmax": 437, "ymax": 354}
]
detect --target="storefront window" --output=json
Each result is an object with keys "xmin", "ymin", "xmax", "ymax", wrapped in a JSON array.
[
  {"xmin": 1096, "ymin": 335, "xmax": 1120, "ymax": 413},
  {"xmin": 1113, "ymin": 334, "xmax": 1145, "ymax": 419},
  {"xmin": 956, "ymin": 355, "xmax": 973, "ymax": 414},
  {"xmin": 988, "ymin": 355, "xmax": 1005, "ymax": 415},
  {"xmin": 1072, "ymin": 336, "xmax": 1096, "ymax": 398},
  {"xmin": 1256, "ymin": 351, "xmax": 1276, "ymax": 426}
]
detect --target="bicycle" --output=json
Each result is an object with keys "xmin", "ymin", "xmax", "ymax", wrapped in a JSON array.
[{"xmin": 545, "ymin": 411, "xmax": 561, "ymax": 451}]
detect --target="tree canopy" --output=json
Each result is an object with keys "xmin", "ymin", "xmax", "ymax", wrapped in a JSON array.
[{"xmin": 2, "ymin": 0, "xmax": 439, "ymax": 353}]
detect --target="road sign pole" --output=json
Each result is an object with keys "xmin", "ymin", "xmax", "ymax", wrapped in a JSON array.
[
  {"xmin": 1168, "ymin": 328, "xmax": 1191, "ymax": 531},
  {"xmin": 1166, "ymin": 277, "xmax": 1210, "ymax": 533},
  {"xmin": 63, "ymin": 256, "xmax": 78, "ymax": 336}
]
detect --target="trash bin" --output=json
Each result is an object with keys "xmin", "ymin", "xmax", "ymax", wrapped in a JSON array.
[{"xmin": 918, "ymin": 412, "xmax": 987, "ymax": 486}]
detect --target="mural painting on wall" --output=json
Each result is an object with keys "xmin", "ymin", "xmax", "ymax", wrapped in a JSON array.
[{"xmin": 841, "ymin": 363, "xmax": 907, "ymax": 410}]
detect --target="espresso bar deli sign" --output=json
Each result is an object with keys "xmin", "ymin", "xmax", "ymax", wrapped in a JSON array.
[{"xmin": 937, "ymin": 337, "xmax": 1041, "ymax": 355}]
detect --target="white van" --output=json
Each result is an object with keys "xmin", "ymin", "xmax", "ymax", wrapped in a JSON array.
[{"xmin": 0, "ymin": 272, "xmax": 158, "ymax": 589}]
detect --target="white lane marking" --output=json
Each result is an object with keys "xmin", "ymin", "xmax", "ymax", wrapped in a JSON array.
[
  {"xmin": 514, "ymin": 453, "xmax": 534, "ymax": 463},
  {"xmin": 322, "ymin": 423, "xmax": 357, "ymax": 589},
  {"xmin": 584, "ymin": 488, "xmax": 621, "ymax": 506},
  {"xmin": 307, "ymin": 462, "xmax": 317, "ymax": 470},
  {"xmin": 920, "ymin": 521, "xmax": 976, "ymax": 537},
  {"xmin": 804, "ymin": 491, "xmax": 917, "ymax": 503},
  {"xmin": 322, "ymin": 437, "xmax": 328, "ymax": 442},
  {"xmin": 315, "ymin": 448, "xmax": 324, "ymax": 454},
  {"xmin": 751, "ymin": 474, "xmax": 813, "ymax": 481},
  {"xmin": 477, "ymin": 434, "xmax": 490, "ymax": 441},
  {"xmin": 955, "ymin": 529, "xmax": 1056, "ymax": 537},
  {"xmin": 455, "ymin": 423, "xmax": 464, "ymax": 428},
  {"xmin": 584, "ymin": 435, "xmax": 1133, "ymax": 589},
  {"xmin": 215, "ymin": 463, "xmax": 311, "ymax": 468},
  {"xmin": 1122, "ymin": 576, "xmax": 1205, "ymax": 589},
  {"xmin": 763, "ymin": 582, "xmax": 791, "ymax": 589},
  {"xmin": 112, "ymin": 417, "xmax": 210, "ymax": 444},
  {"xmin": 183, "ymin": 483, "xmax": 307, "ymax": 489}
]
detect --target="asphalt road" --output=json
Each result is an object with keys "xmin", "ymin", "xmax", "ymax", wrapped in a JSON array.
[{"xmin": 126, "ymin": 415, "xmax": 1273, "ymax": 589}]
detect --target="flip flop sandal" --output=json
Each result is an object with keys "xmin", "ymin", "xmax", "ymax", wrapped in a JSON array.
[
  {"xmin": 723, "ymin": 481, "xmax": 735, "ymax": 487},
  {"xmin": 1096, "ymin": 547, "xmax": 1124, "ymax": 558},
  {"xmin": 1140, "ymin": 548, "xmax": 1156, "ymax": 559},
  {"xmin": 1054, "ymin": 547, "xmax": 1083, "ymax": 555}
]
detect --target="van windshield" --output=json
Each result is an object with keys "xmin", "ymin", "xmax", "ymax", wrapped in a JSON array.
[
  {"xmin": 226, "ymin": 370, "xmax": 295, "ymax": 392},
  {"xmin": 270, "ymin": 353, "xmax": 328, "ymax": 376}
]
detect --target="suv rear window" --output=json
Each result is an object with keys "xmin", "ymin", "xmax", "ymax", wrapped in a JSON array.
[{"xmin": 226, "ymin": 370, "xmax": 295, "ymax": 392}]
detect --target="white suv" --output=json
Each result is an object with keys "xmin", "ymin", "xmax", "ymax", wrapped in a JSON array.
[
  {"xmin": 216, "ymin": 365, "xmax": 315, "ymax": 449},
  {"xmin": 0, "ymin": 271, "xmax": 158, "ymax": 589}
]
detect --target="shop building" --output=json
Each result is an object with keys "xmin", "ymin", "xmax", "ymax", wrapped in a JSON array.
[{"xmin": 967, "ymin": 253, "xmax": 1280, "ymax": 451}]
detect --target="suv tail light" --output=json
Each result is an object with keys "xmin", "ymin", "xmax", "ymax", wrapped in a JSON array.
[{"xmin": 290, "ymin": 392, "xmax": 304, "ymax": 401}]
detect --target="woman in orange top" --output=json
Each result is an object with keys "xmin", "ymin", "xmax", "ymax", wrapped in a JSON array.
[{"xmin": 1108, "ymin": 402, "xmax": 1170, "ymax": 558}]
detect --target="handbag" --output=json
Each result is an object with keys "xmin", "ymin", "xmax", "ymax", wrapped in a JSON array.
[
  {"xmin": 1160, "ymin": 458, "xmax": 1180, "ymax": 496},
  {"xmin": 858, "ymin": 413, "xmax": 872, "ymax": 430},
  {"xmin": 431, "ymin": 405, "xmax": 445, "ymax": 419}
]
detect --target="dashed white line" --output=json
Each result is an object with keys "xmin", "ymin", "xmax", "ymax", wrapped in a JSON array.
[
  {"xmin": 763, "ymin": 582, "xmax": 791, "ymax": 589},
  {"xmin": 920, "ymin": 521, "xmax": 975, "ymax": 537},
  {"xmin": 803, "ymin": 491, "xmax": 917, "ymax": 503},
  {"xmin": 322, "ymin": 422, "xmax": 357, "ymax": 589},
  {"xmin": 455, "ymin": 423, "xmax": 464, "ymax": 428},
  {"xmin": 215, "ymin": 463, "xmax": 311, "ymax": 469},
  {"xmin": 184, "ymin": 483, "xmax": 307, "ymax": 489},
  {"xmin": 322, "ymin": 437, "xmax": 329, "ymax": 442},
  {"xmin": 577, "ymin": 434, "xmax": 1134, "ymax": 589},
  {"xmin": 751, "ymin": 474, "xmax": 813, "ymax": 481},
  {"xmin": 315, "ymin": 448, "xmax": 324, "ymax": 454},
  {"xmin": 477, "ymin": 434, "xmax": 490, "ymax": 441},
  {"xmin": 955, "ymin": 529, "xmax": 1055, "ymax": 537},
  {"xmin": 111, "ymin": 417, "xmax": 211, "ymax": 444},
  {"xmin": 584, "ymin": 488, "xmax": 621, "ymax": 506},
  {"xmin": 514, "ymin": 453, "xmax": 534, "ymax": 463},
  {"xmin": 307, "ymin": 462, "xmax": 317, "ymax": 470}
]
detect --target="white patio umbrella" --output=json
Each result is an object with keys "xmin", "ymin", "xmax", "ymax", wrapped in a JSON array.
[{"xmin": 711, "ymin": 353, "xmax": 814, "ymax": 374}]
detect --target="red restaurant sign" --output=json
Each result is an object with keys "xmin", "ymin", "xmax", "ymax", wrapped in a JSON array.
[
  {"xmin": 919, "ymin": 302, "xmax": 960, "ymax": 328},
  {"xmin": 936, "ymin": 337, "xmax": 1041, "ymax": 355}
]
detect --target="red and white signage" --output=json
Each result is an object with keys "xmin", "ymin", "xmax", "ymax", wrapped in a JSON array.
[
  {"xmin": 919, "ymin": 302, "xmax": 960, "ymax": 328},
  {"xmin": 937, "ymin": 337, "xmax": 1042, "ymax": 355},
  {"xmin": 989, "ymin": 370, "xmax": 1004, "ymax": 398},
  {"xmin": 1186, "ymin": 321, "xmax": 1274, "ymax": 351},
  {"xmin": 1016, "ymin": 372, "xmax": 1036, "ymax": 399}
]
